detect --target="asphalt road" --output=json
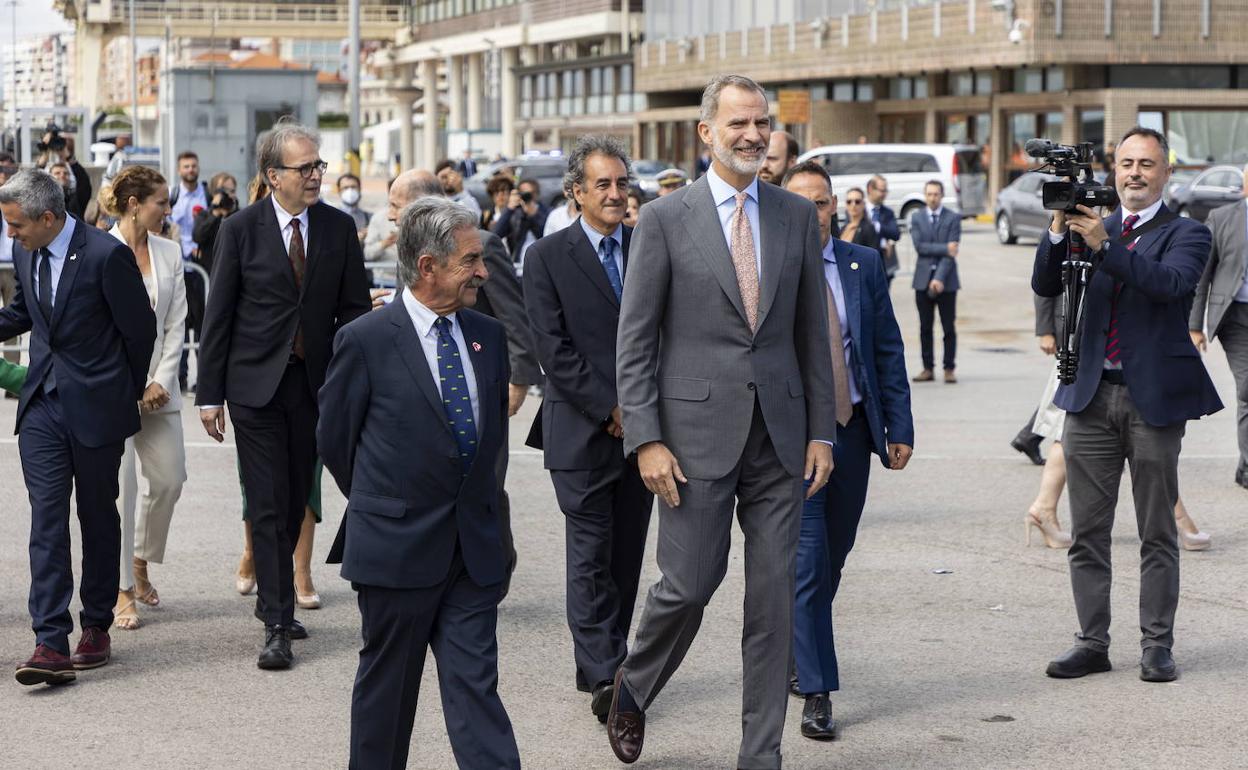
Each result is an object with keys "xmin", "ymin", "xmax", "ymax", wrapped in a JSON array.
[{"xmin": 0, "ymin": 221, "xmax": 1245, "ymax": 769}]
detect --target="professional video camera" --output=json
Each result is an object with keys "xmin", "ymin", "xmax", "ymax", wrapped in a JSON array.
[
  {"xmin": 36, "ymin": 123, "xmax": 68, "ymax": 155},
  {"xmin": 1024, "ymin": 139, "xmax": 1120, "ymax": 385}
]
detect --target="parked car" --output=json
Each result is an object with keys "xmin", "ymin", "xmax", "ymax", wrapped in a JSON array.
[
  {"xmin": 995, "ymin": 172, "xmax": 1058, "ymax": 244},
  {"xmin": 632, "ymin": 159, "xmax": 677, "ymax": 200},
  {"xmin": 1164, "ymin": 165, "xmax": 1243, "ymax": 221},
  {"xmin": 466, "ymin": 154, "xmax": 569, "ymax": 210},
  {"xmin": 796, "ymin": 143, "xmax": 988, "ymax": 221}
]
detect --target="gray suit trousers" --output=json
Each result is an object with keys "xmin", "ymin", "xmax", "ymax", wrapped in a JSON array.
[
  {"xmin": 620, "ymin": 403, "xmax": 801, "ymax": 770},
  {"xmin": 1063, "ymin": 381, "xmax": 1184, "ymax": 652},
  {"xmin": 1215, "ymin": 302, "xmax": 1248, "ymax": 475}
]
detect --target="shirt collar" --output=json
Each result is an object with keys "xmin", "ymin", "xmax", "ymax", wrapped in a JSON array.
[
  {"xmin": 706, "ymin": 164, "xmax": 759, "ymax": 208},
  {"xmin": 45, "ymin": 215, "xmax": 77, "ymax": 259},
  {"xmin": 401, "ymin": 286, "xmax": 457, "ymax": 338},
  {"xmin": 578, "ymin": 216, "xmax": 623, "ymax": 255},
  {"xmin": 927, "ymin": 206, "xmax": 943, "ymax": 219},
  {"xmin": 822, "ymin": 236, "xmax": 840, "ymax": 265},
  {"xmin": 1120, "ymin": 197, "xmax": 1165, "ymax": 226},
  {"xmin": 271, "ymin": 195, "xmax": 310, "ymax": 232}
]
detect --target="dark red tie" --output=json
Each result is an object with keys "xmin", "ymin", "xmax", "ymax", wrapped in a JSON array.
[
  {"xmin": 1104, "ymin": 214, "xmax": 1139, "ymax": 365},
  {"xmin": 289, "ymin": 219, "xmax": 306, "ymax": 359}
]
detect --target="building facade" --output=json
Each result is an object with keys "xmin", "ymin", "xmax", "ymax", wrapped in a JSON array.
[
  {"xmin": 636, "ymin": 0, "xmax": 1248, "ymax": 201},
  {"xmin": 3, "ymin": 34, "xmax": 76, "ymax": 127}
]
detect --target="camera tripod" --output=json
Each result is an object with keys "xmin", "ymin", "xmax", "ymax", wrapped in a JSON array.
[{"xmin": 1057, "ymin": 231, "xmax": 1093, "ymax": 385}]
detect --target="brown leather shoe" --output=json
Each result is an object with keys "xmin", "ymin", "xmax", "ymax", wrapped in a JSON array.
[
  {"xmin": 606, "ymin": 669, "xmax": 644, "ymax": 764},
  {"xmin": 912, "ymin": 369, "xmax": 934, "ymax": 382},
  {"xmin": 944, "ymin": 368, "xmax": 958, "ymax": 384},
  {"xmin": 71, "ymin": 627, "xmax": 111, "ymax": 670},
  {"xmin": 15, "ymin": 645, "xmax": 76, "ymax": 686}
]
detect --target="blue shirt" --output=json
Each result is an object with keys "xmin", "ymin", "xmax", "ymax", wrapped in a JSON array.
[
  {"xmin": 705, "ymin": 165, "xmax": 762, "ymax": 276},
  {"xmin": 822, "ymin": 238, "xmax": 862, "ymax": 406},
  {"xmin": 32, "ymin": 215, "xmax": 77, "ymax": 308},
  {"xmin": 170, "ymin": 181, "xmax": 207, "ymax": 259},
  {"xmin": 577, "ymin": 216, "xmax": 624, "ymax": 280},
  {"xmin": 401, "ymin": 287, "xmax": 480, "ymax": 426}
]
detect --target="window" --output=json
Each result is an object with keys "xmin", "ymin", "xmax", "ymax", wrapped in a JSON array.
[
  {"xmin": 588, "ymin": 68, "xmax": 602, "ymax": 114},
  {"xmin": 1046, "ymin": 67, "xmax": 1065, "ymax": 92},
  {"xmin": 617, "ymin": 64, "xmax": 633, "ymax": 112},
  {"xmin": 1202, "ymin": 170, "xmax": 1241, "ymax": 189},
  {"xmin": 856, "ymin": 81, "xmax": 874, "ymax": 102},
  {"xmin": 1165, "ymin": 110, "xmax": 1248, "ymax": 165},
  {"xmin": 832, "ymin": 80, "xmax": 855, "ymax": 102},
  {"xmin": 1014, "ymin": 68, "xmax": 1044, "ymax": 94},
  {"xmin": 879, "ymin": 152, "xmax": 940, "ymax": 174},
  {"xmin": 520, "ymin": 75, "xmax": 532, "ymax": 118},
  {"xmin": 975, "ymin": 72, "xmax": 993, "ymax": 95},
  {"xmin": 951, "ymin": 72, "xmax": 973, "ymax": 97},
  {"xmin": 1109, "ymin": 65, "xmax": 1232, "ymax": 89},
  {"xmin": 914, "ymin": 77, "xmax": 929, "ymax": 99},
  {"xmin": 888, "ymin": 78, "xmax": 913, "ymax": 100}
]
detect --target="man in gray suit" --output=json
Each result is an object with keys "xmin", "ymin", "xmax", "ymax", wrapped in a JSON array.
[
  {"xmin": 910, "ymin": 180, "xmax": 962, "ymax": 383},
  {"xmin": 606, "ymin": 74, "xmax": 836, "ymax": 770},
  {"xmin": 1190, "ymin": 165, "xmax": 1248, "ymax": 489}
]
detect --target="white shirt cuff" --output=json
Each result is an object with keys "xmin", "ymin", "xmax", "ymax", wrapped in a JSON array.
[
  {"xmin": 198, "ymin": 405, "xmax": 223, "ymax": 410},
  {"xmin": 1047, "ymin": 230, "xmax": 1066, "ymax": 245}
]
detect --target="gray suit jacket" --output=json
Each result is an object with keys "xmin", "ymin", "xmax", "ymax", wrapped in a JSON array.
[
  {"xmin": 909, "ymin": 207, "xmax": 962, "ymax": 292},
  {"xmin": 615, "ymin": 174, "xmax": 837, "ymax": 481},
  {"xmin": 1035, "ymin": 294, "xmax": 1061, "ymax": 337},
  {"xmin": 1190, "ymin": 199, "xmax": 1247, "ymax": 339}
]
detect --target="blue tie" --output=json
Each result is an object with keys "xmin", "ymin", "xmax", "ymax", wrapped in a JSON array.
[
  {"xmin": 433, "ymin": 317, "xmax": 478, "ymax": 474},
  {"xmin": 599, "ymin": 236, "xmax": 623, "ymax": 302},
  {"xmin": 871, "ymin": 207, "xmax": 881, "ymax": 224}
]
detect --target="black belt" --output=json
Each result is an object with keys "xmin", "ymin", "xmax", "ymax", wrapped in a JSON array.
[{"xmin": 1101, "ymin": 368, "xmax": 1125, "ymax": 385}]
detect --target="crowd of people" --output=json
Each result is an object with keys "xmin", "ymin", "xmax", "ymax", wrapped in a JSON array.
[{"xmin": 0, "ymin": 70, "xmax": 1242, "ymax": 769}]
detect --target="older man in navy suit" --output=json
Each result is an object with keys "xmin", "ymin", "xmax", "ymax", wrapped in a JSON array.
[
  {"xmin": 0, "ymin": 170, "xmax": 155, "ymax": 686},
  {"xmin": 910, "ymin": 180, "xmax": 962, "ymax": 382},
  {"xmin": 319, "ymin": 197, "xmax": 519, "ymax": 769},
  {"xmin": 783, "ymin": 162, "xmax": 914, "ymax": 740},
  {"xmin": 1034, "ymin": 127, "xmax": 1221, "ymax": 684}
]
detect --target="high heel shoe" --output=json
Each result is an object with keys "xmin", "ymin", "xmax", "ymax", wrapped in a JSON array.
[
  {"xmin": 1025, "ymin": 508, "xmax": 1073, "ymax": 549},
  {"xmin": 236, "ymin": 553, "xmax": 257, "ymax": 595},
  {"xmin": 1175, "ymin": 510, "xmax": 1212, "ymax": 551},
  {"xmin": 133, "ymin": 558, "xmax": 160, "ymax": 607},
  {"xmin": 295, "ymin": 573, "xmax": 321, "ymax": 610}
]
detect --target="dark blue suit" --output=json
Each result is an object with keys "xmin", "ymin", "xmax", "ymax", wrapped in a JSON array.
[
  {"xmin": 318, "ymin": 297, "xmax": 518, "ymax": 770},
  {"xmin": 794, "ymin": 239, "xmax": 913, "ymax": 694},
  {"xmin": 0, "ymin": 217, "xmax": 155, "ymax": 654},
  {"xmin": 866, "ymin": 203, "xmax": 901, "ymax": 280}
]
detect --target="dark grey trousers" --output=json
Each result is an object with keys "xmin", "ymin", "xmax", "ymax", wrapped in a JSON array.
[
  {"xmin": 1215, "ymin": 302, "xmax": 1248, "ymax": 476},
  {"xmin": 619, "ymin": 405, "xmax": 801, "ymax": 770},
  {"xmin": 1063, "ymin": 380, "xmax": 1184, "ymax": 652}
]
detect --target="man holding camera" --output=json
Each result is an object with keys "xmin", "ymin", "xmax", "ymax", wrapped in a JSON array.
[{"xmin": 1032, "ymin": 127, "xmax": 1221, "ymax": 683}]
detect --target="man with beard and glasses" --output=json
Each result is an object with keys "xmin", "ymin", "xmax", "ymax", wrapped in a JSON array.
[
  {"xmin": 606, "ymin": 74, "xmax": 836, "ymax": 770},
  {"xmin": 435, "ymin": 159, "xmax": 483, "ymax": 221}
]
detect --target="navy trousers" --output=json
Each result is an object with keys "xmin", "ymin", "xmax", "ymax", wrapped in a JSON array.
[
  {"xmin": 19, "ymin": 390, "xmax": 125, "ymax": 654},
  {"xmin": 793, "ymin": 407, "xmax": 873, "ymax": 694},
  {"xmin": 349, "ymin": 549, "xmax": 520, "ymax": 770}
]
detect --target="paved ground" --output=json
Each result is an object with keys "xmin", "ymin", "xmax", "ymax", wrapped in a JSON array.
[{"xmin": 1, "ymin": 221, "xmax": 1246, "ymax": 770}]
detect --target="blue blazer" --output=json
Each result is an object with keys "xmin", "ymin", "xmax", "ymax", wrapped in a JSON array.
[
  {"xmin": 1032, "ymin": 205, "xmax": 1222, "ymax": 426},
  {"xmin": 0, "ymin": 217, "xmax": 155, "ymax": 447},
  {"xmin": 318, "ymin": 298, "xmax": 511, "ymax": 590},
  {"xmin": 909, "ymin": 207, "xmax": 962, "ymax": 292},
  {"xmin": 830, "ymin": 239, "xmax": 915, "ymax": 465}
]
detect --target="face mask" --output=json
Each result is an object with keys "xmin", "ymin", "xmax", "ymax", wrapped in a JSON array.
[{"xmin": 341, "ymin": 188, "xmax": 361, "ymax": 206}]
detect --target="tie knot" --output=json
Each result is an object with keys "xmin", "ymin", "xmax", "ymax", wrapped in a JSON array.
[
  {"xmin": 290, "ymin": 218, "xmax": 301, "ymax": 233},
  {"xmin": 434, "ymin": 316, "xmax": 452, "ymax": 336},
  {"xmin": 599, "ymin": 237, "xmax": 614, "ymax": 257},
  {"xmin": 1122, "ymin": 214, "xmax": 1140, "ymax": 233},
  {"xmin": 735, "ymin": 192, "xmax": 749, "ymax": 209}
]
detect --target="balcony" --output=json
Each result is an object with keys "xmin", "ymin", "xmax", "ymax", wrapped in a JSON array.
[{"xmin": 56, "ymin": 0, "xmax": 409, "ymax": 40}]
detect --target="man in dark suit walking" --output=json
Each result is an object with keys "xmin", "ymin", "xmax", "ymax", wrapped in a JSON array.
[
  {"xmin": 910, "ymin": 180, "xmax": 962, "ymax": 383},
  {"xmin": 0, "ymin": 170, "xmax": 155, "ymax": 685},
  {"xmin": 864, "ymin": 175, "xmax": 901, "ymax": 283},
  {"xmin": 1034, "ymin": 127, "xmax": 1221, "ymax": 683},
  {"xmin": 319, "ymin": 197, "xmax": 520, "ymax": 770},
  {"xmin": 1189, "ymin": 168, "xmax": 1248, "ymax": 488},
  {"xmin": 523, "ymin": 136, "xmax": 654, "ymax": 723},
  {"xmin": 782, "ymin": 162, "xmax": 914, "ymax": 740},
  {"xmin": 196, "ymin": 122, "xmax": 371, "ymax": 669}
]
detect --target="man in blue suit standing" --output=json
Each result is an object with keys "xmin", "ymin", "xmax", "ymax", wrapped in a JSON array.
[
  {"xmin": 318, "ymin": 197, "xmax": 520, "ymax": 769},
  {"xmin": 0, "ymin": 170, "xmax": 155, "ymax": 686},
  {"xmin": 910, "ymin": 180, "xmax": 962, "ymax": 383},
  {"xmin": 864, "ymin": 175, "xmax": 901, "ymax": 284},
  {"xmin": 1033, "ymin": 127, "xmax": 1221, "ymax": 683},
  {"xmin": 783, "ymin": 162, "xmax": 914, "ymax": 739}
]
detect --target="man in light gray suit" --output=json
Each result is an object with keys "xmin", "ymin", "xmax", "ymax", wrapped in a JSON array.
[
  {"xmin": 606, "ymin": 74, "xmax": 836, "ymax": 770},
  {"xmin": 910, "ymin": 180, "xmax": 962, "ymax": 383},
  {"xmin": 1190, "ymin": 164, "xmax": 1248, "ymax": 489}
]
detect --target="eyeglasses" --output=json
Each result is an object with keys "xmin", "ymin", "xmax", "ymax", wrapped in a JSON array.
[{"xmin": 277, "ymin": 160, "xmax": 328, "ymax": 179}]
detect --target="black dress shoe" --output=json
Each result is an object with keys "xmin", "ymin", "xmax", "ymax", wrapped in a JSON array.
[
  {"xmin": 1236, "ymin": 466, "xmax": 1248, "ymax": 490},
  {"xmin": 789, "ymin": 671, "xmax": 802, "ymax": 698},
  {"xmin": 801, "ymin": 693, "xmax": 837, "ymax": 740},
  {"xmin": 1010, "ymin": 437, "xmax": 1046, "ymax": 466},
  {"xmin": 591, "ymin": 680, "xmax": 614, "ymax": 724},
  {"xmin": 288, "ymin": 619, "xmax": 308, "ymax": 640},
  {"xmin": 257, "ymin": 625, "xmax": 293, "ymax": 670},
  {"xmin": 1045, "ymin": 645, "xmax": 1111, "ymax": 678},
  {"xmin": 1140, "ymin": 647, "xmax": 1177, "ymax": 682}
]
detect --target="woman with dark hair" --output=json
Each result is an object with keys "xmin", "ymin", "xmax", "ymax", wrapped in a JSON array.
[
  {"xmin": 99, "ymin": 165, "xmax": 189, "ymax": 629},
  {"xmin": 837, "ymin": 187, "xmax": 877, "ymax": 249}
]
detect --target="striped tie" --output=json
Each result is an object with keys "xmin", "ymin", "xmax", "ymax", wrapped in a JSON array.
[{"xmin": 1104, "ymin": 214, "xmax": 1140, "ymax": 366}]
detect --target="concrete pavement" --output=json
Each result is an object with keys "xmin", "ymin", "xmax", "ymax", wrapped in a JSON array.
[{"xmin": 0, "ymin": 222, "xmax": 1245, "ymax": 769}]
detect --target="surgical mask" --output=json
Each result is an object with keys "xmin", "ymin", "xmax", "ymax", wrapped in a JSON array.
[{"xmin": 341, "ymin": 188, "xmax": 361, "ymax": 206}]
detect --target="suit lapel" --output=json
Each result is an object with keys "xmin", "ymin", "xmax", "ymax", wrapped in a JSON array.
[
  {"xmin": 259, "ymin": 199, "xmax": 299, "ymax": 296},
  {"xmin": 566, "ymin": 220, "xmax": 620, "ymax": 309},
  {"xmin": 302, "ymin": 202, "xmax": 325, "ymax": 298},
  {"xmin": 834, "ymin": 241, "xmax": 862, "ymax": 341},
  {"xmin": 50, "ymin": 219, "xmax": 87, "ymax": 332},
  {"xmin": 1129, "ymin": 204, "xmax": 1172, "ymax": 258},
  {"xmin": 388, "ymin": 299, "xmax": 452, "ymax": 437},
  {"xmin": 755, "ymin": 182, "xmax": 788, "ymax": 329},
  {"xmin": 681, "ymin": 176, "xmax": 750, "ymax": 327}
]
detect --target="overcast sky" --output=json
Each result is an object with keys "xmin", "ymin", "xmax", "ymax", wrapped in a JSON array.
[{"xmin": 7, "ymin": 0, "xmax": 74, "ymax": 39}]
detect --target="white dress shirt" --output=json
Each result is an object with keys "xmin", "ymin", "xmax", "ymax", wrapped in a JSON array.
[
  {"xmin": 272, "ymin": 195, "xmax": 312, "ymax": 254},
  {"xmin": 401, "ymin": 287, "xmax": 480, "ymax": 426},
  {"xmin": 822, "ymin": 239, "xmax": 862, "ymax": 405},
  {"xmin": 32, "ymin": 215, "xmax": 77, "ymax": 307},
  {"xmin": 544, "ymin": 202, "xmax": 577, "ymax": 237},
  {"xmin": 705, "ymin": 165, "xmax": 763, "ymax": 276},
  {"xmin": 577, "ymin": 216, "xmax": 624, "ymax": 279},
  {"xmin": 1, "ymin": 213, "xmax": 13, "ymax": 263}
]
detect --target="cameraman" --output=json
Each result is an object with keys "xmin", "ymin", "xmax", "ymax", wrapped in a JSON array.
[
  {"xmin": 1032, "ymin": 127, "xmax": 1222, "ymax": 684},
  {"xmin": 36, "ymin": 126, "xmax": 92, "ymax": 216},
  {"xmin": 491, "ymin": 177, "xmax": 548, "ymax": 271},
  {"xmin": 192, "ymin": 172, "xmax": 239, "ymax": 275}
]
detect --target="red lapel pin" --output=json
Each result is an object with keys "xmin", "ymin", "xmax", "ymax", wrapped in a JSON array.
[{"xmin": 472, "ymin": 342, "xmax": 482, "ymax": 352}]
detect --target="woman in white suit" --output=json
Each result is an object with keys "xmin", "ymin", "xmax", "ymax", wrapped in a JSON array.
[{"xmin": 102, "ymin": 165, "xmax": 188, "ymax": 630}]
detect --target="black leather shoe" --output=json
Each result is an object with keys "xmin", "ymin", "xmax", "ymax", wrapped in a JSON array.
[
  {"xmin": 591, "ymin": 680, "xmax": 613, "ymax": 724},
  {"xmin": 801, "ymin": 693, "xmax": 837, "ymax": 740},
  {"xmin": 288, "ymin": 619, "xmax": 308, "ymax": 640},
  {"xmin": 1010, "ymin": 437, "xmax": 1046, "ymax": 466},
  {"xmin": 606, "ymin": 670, "xmax": 644, "ymax": 763},
  {"xmin": 257, "ymin": 625, "xmax": 293, "ymax": 670},
  {"xmin": 1045, "ymin": 646, "xmax": 1111, "ymax": 678},
  {"xmin": 1236, "ymin": 466, "xmax": 1248, "ymax": 490},
  {"xmin": 789, "ymin": 671, "xmax": 802, "ymax": 698},
  {"xmin": 1140, "ymin": 647, "xmax": 1177, "ymax": 682}
]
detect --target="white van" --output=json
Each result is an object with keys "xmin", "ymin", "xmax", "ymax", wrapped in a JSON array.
[{"xmin": 796, "ymin": 143, "xmax": 988, "ymax": 222}]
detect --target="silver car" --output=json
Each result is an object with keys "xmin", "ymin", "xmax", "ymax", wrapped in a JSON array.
[{"xmin": 995, "ymin": 172, "xmax": 1058, "ymax": 244}]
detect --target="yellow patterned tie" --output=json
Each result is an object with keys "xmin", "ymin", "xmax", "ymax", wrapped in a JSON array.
[{"xmin": 731, "ymin": 192, "xmax": 760, "ymax": 331}]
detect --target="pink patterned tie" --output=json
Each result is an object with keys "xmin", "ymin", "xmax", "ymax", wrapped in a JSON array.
[{"xmin": 731, "ymin": 192, "xmax": 760, "ymax": 331}]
